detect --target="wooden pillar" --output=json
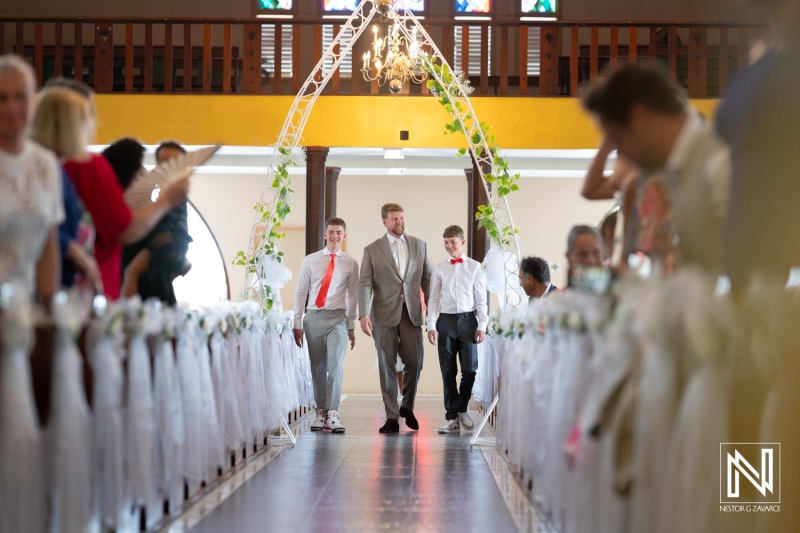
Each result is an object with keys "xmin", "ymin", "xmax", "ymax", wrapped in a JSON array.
[
  {"xmin": 325, "ymin": 167, "xmax": 340, "ymax": 222},
  {"xmin": 94, "ymin": 22, "xmax": 114, "ymax": 93},
  {"xmin": 539, "ymin": 25, "xmax": 560, "ymax": 96},
  {"xmin": 242, "ymin": 23, "xmax": 262, "ymax": 94},
  {"xmin": 688, "ymin": 27, "xmax": 708, "ymax": 98},
  {"xmin": 466, "ymin": 157, "xmax": 490, "ymax": 263},
  {"xmin": 306, "ymin": 147, "xmax": 329, "ymax": 255}
]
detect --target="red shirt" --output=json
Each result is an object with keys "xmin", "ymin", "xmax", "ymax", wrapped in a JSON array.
[{"xmin": 64, "ymin": 154, "xmax": 132, "ymax": 300}]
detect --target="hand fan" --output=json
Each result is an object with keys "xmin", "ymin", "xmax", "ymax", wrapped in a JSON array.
[{"xmin": 124, "ymin": 145, "xmax": 221, "ymax": 210}]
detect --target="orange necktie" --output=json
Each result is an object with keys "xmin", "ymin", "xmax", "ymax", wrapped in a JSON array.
[{"xmin": 315, "ymin": 254, "xmax": 336, "ymax": 308}]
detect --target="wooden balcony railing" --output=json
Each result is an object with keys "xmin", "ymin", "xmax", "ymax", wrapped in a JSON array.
[{"xmin": 1, "ymin": 17, "xmax": 762, "ymax": 97}]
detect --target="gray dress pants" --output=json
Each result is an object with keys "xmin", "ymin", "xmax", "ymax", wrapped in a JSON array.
[
  {"xmin": 372, "ymin": 304, "xmax": 424, "ymax": 420},
  {"xmin": 303, "ymin": 309, "xmax": 348, "ymax": 412}
]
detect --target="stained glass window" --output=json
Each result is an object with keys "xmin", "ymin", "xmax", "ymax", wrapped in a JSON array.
[
  {"xmin": 521, "ymin": 0, "xmax": 557, "ymax": 14},
  {"xmin": 401, "ymin": 0, "xmax": 425, "ymax": 11},
  {"xmin": 322, "ymin": 0, "xmax": 360, "ymax": 11},
  {"xmin": 456, "ymin": 0, "xmax": 491, "ymax": 13},
  {"xmin": 258, "ymin": 0, "xmax": 292, "ymax": 8}
]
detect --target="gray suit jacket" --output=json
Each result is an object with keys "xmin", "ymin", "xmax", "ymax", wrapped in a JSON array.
[{"xmin": 358, "ymin": 234, "xmax": 433, "ymax": 328}]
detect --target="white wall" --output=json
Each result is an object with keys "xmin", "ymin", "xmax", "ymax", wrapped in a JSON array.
[{"xmin": 187, "ymin": 170, "xmax": 614, "ymax": 396}]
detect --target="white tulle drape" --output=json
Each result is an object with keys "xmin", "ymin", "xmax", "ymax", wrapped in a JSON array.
[
  {"xmin": 0, "ymin": 292, "xmax": 314, "ymax": 533},
  {"xmin": 0, "ymin": 283, "xmax": 45, "ymax": 533},
  {"xmin": 46, "ymin": 319, "xmax": 97, "ymax": 533},
  {"xmin": 492, "ymin": 270, "xmax": 799, "ymax": 533},
  {"xmin": 152, "ymin": 310, "xmax": 185, "ymax": 517}
]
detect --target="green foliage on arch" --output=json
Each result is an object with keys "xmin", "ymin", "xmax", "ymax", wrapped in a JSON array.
[{"xmin": 423, "ymin": 58, "xmax": 520, "ymax": 249}]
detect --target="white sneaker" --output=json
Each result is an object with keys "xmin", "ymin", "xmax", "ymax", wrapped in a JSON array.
[
  {"xmin": 458, "ymin": 412, "xmax": 474, "ymax": 430},
  {"xmin": 438, "ymin": 419, "xmax": 460, "ymax": 434},
  {"xmin": 310, "ymin": 411, "xmax": 326, "ymax": 431},
  {"xmin": 324, "ymin": 411, "xmax": 346, "ymax": 433}
]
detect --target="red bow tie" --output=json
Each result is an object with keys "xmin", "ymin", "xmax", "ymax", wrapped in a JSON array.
[{"xmin": 450, "ymin": 258, "xmax": 463, "ymax": 265}]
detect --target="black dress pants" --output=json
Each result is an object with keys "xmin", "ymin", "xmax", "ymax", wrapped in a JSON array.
[{"xmin": 436, "ymin": 312, "xmax": 478, "ymax": 420}]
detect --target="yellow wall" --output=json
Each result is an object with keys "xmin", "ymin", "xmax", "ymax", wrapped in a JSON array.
[{"xmin": 95, "ymin": 94, "xmax": 720, "ymax": 150}]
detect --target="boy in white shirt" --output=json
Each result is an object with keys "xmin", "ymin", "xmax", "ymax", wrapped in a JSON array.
[
  {"xmin": 426, "ymin": 225, "xmax": 488, "ymax": 434},
  {"xmin": 293, "ymin": 217, "xmax": 359, "ymax": 433}
]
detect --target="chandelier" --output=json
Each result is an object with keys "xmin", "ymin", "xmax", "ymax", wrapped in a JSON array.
[{"xmin": 361, "ymin": 12, "xmax": 427, "ymax": 94}]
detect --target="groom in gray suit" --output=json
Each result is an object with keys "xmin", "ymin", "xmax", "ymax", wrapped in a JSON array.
[{"xmin": 359, "ymin": 203, "xmax": 433, "ymax": 434}]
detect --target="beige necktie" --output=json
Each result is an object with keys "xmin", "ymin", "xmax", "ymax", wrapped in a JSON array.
[{"xmin": 393, "ymin": 239, "xmax": 407, "ymax": 279}]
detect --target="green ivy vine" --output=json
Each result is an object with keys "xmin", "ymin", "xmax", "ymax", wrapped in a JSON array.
[
  {"xmin": 234, "ymin": 146, "xmax": 298, "ymax": 310},
  {"xmin": 422, "ymin": 57, "xmax": 521, "ymax": 249}
]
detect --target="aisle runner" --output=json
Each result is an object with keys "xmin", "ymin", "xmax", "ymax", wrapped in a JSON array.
[{"xmin": 160, "ymin": 413, "xmax": 315, "ymax": 533}]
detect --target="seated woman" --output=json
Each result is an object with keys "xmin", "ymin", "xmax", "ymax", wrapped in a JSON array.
[{"xmin": 102, "ymin": 138, "xmax": 192, "ymax": 305}]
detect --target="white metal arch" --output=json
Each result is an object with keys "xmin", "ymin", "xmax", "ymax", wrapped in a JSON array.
[{"xmin": 246, "ymin": 0, "xmax": 522, "ymax": 311}]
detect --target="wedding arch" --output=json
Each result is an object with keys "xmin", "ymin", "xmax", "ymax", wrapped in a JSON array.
[{"xmin": 243, "ymin": 0, "xmax": 523, "ymax": 312}]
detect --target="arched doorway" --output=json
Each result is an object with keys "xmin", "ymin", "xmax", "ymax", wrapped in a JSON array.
[{"xmin": 172, "ymin": 200, "xmax": 230, "ymax": 307}]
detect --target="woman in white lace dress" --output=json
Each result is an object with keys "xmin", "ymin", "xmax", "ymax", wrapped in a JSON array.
[
  {"xmin": 0, "ymin": 55, "xmax": 63, "ymax": 301},
  {"xmin": 0, "ymin": 54, "xmax": 64, "ymax": 533}
]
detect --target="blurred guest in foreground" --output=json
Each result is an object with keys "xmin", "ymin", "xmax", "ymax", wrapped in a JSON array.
[
  {"xmin": 583, "ymin": 65, "xmax": 730, "ymax": 277},
  {"xmin": 104, "ymin": 139, "xmax": 193, "ymax": 305},
  {"xmin": 29, "ymin": 86, "xmax": 102, "ymax": 294},
  {"xmin": 716, "ymin": 0, "xmax": 800, "ymax": 290},
  {"xmin": 0, "ymin": 55, "xmax": 62, "ymax": 306},
  {"xmin": 44, "ymin": 77, "xmax": 190, "ymax": 300},
  {"xmin": 716, "ymin": 2, "xmax": 800, "ymax": 531}
]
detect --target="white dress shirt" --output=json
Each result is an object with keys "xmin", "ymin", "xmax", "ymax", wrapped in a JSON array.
[
  {"xmin": 529, "ymin": 283, "xmax": 552, "ymax": 303},
  {"xmin": 385, "ymin": 233, "xmax": 408, "ymax": 279},
  {"xmin": 661, "ymin": 109, "xmax": 731, "ymax": 272},
  {"xmin": 664, "ymin": 110, "xmax": 730, "ymax": 219},
  {"xmin": 426, "ymin": 254, "xmax": 488, "ymax": 332},
  {"xmin": 293, "ymin": 248, "xmax": 359, "ymax": 329}
]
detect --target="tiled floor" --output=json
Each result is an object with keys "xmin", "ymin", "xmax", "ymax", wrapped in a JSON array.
[{"xmin": 189, "ymin": 395, "xmax": 520, "ymax": 533}]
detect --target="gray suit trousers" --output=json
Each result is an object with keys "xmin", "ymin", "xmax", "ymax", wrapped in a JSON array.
[
  {"xmin": 303, "ymin": 309, "xmax": 348, "ymax": 412},
  {"xmin": 372, "ymin": 304, "xmax": 424, "ymax": 420}
]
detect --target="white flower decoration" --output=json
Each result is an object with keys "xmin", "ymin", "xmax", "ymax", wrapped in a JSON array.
[
  {"xmin": 107, "ymin": 313, "xmax": 125, "ymax": 337},
  {"xmin": 569, "ymin": 311, "xmax": 585, "ymax": 331}
]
